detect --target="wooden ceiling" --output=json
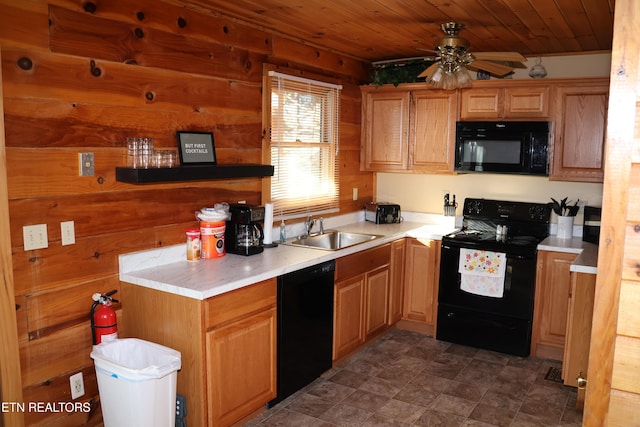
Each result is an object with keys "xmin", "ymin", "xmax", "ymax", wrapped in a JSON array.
[{"xmin": 171, "ymin": 0, "xmax": 615, "ymax": 62}]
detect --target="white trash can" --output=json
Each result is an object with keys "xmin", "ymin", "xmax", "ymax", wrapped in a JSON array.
[{"xmin": 90, "ymin": 338, "xmax": 181, "ymax": 427}]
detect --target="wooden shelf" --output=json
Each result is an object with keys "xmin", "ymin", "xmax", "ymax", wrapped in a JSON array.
[{"xmin": 115, "ymin": 164, "xmax": 274, "ymax": 184}]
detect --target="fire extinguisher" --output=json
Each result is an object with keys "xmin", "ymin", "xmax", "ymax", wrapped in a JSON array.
[{"xmin": 90, "ymin": 290, "xmax": 118, "ymax": 345}]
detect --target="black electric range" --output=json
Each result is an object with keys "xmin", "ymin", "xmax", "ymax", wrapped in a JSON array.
[{"xmin": 437, "ymin": 198, "xmax": 552, "ymax": 356}]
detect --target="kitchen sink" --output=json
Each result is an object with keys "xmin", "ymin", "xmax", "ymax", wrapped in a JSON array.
[{"xmin": 286, "ymin": 231, "xmax": 384, "ymax": 251}]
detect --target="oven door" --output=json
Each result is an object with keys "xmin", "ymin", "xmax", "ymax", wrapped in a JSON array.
[
  {"xmin": 437, "ymin": 241, "xmax": 538, "ymax": 356},
  {"xmin": 438, "ymin": 242, "xmax": 537, "ymax": 319}
]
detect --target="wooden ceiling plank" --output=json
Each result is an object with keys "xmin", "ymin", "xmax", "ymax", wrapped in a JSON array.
[
  {"xmin": 582, "ymin": 0, "xmax": 615, "ymax": 49},
  {"xmin": 524, "ymin": 0, "xmax": 584, "ymax": 52},
  {"xmin": 553, "ymin": 0, "xmax": 602, "ymax": 51},
  {"xmin": 498, "ymin": 0, "xmax": 566, "ymax": 54},
  {"xmin": 169, "ymin": 0, "xmax": 613, "ymax": 61},
  {"xmin": 475, "ymin": 0, "xmax": 552, "ymax": 54}
]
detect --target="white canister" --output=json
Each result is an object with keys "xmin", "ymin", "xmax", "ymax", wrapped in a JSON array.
[{"xmin": 557, "ymin": 216, "xmax": 574, "ymax": 239}]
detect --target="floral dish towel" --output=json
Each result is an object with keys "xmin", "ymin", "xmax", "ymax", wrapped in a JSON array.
[{"xmin": 458, "ymin": 248, "xmax": 507, "ymax": 298}]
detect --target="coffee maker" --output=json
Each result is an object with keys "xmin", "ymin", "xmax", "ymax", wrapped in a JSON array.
[{"xmin": 226, "ymin": 204, "xmax": 265, "ymax": 256}]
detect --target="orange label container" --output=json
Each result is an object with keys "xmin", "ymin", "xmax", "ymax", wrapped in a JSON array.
[{"xmin": 200, "ymin": 221, "xmax": 226, "ymax": 258}]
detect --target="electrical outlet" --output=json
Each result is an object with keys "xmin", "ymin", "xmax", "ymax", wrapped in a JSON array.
[
  {"xmin": 79, "ymin": 152, "xmax": 94, "ymax": 176},
  {"xmin": 70, "ymin": 372, "xmax": 85, "ymax": 399},
  {"xmin": 61, "ymin": 221, "xmax": 76, "ymax": 246},
  {"xmin": 23, "ymin": 224, "xmax": 48, "ymax": 251},
  {"xmin": 352, "ymin": 187, "xmax": 358, "ymax": 201}
]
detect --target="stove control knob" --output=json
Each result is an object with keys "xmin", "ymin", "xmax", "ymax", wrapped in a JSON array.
[
  {"xmin": 467, "ymin": 200, "xmax": 483, "ymax": 215},
  {"xmin": 528, "ymin": 206, "xmax": 546, "ymax": 220}
]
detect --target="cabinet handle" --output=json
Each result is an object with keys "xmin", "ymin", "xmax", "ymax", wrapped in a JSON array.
[
  {"xmin": 636, "ymin": 263, "xmax": 640, "ymax": 276},
  {"xmin": 635, "ymin": 224, "xmax": 640, "ymax": 233}
]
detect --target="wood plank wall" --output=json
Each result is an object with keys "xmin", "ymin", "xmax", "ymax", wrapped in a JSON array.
[{"xmin": 0, "ymin": 1, "xmax": 373, "ymax": 425}]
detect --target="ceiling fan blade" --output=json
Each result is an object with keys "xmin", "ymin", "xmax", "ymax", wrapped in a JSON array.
[
  {"xmin": 417, "ymin": 62, "xmax": 440, "ymax": 79},
  {"xmin": 417, "ymin": 47, "xmax": 439, "ymax": 54},
  {"xmin": 473, "ymin": 52, "xmax": 526, "ymax": 62},
  {"xmin": 468, "ymin": 60, "xmax": 514, "ymax": 77}
]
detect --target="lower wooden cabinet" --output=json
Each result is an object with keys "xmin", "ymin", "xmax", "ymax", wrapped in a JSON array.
[
  {"xmin": 364, "ymin": 265, "xmax": 391, "ymax": 339},
  {"xmin": 531, "ymin": 250, "xmax": 578, "ymax": 359},
  {"xmin": 333, "ymin": 274, "xmax": 365, "ymax": 359},
  {"xmin": 206, "ymin": 307, "xmax": 276, "ymax": 426},
  {"xmin": 562, "ymin": 272, "xmax": 596, "ymax": 394},
  {"xmin": 388, "ymin": 239, "xmax": 406, "ymax": 324},
  {"xmin": 121, "ymin": 278, "xmax": 277, "ymax": 427},
  {"xmin": 333, "ymin": 243, "xmax": 392, "ymax": 360},
  {"xmin": 401, "ymin": 238, "xmax": 441, "ymax": 336}
]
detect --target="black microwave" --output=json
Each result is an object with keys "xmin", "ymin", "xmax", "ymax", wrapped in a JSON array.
[{"xmin": 455, "ymin": 121, "xmax": 550, "ymax": 176}]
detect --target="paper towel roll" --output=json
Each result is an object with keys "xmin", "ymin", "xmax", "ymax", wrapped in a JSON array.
[{"xmin": 263, "ymin": 203, "xmax": 274, "ymax": 244}]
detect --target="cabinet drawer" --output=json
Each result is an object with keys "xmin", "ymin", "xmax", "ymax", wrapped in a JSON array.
[
  {"xmin": 204, "ymin": 278, "xmax": 276, "ymax": 329},
  {"xmin": 335, "ymin": 244, "xmax": 391, "ymax": 281}
]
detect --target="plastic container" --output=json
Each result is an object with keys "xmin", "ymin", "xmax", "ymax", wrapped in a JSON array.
[
  {"xmin": 90, "ymin": 338, "xmax": 181, "ymax": 427},
  {"xmin": 196, "ymin": 205, "xmax": 230, "ymax": 259},
  {"xmin": 186, "ymin": 228, "xmax": 201, "ymax": 261},
  {"xmin": 200, "ymin": 220, "xmax": 226, "ymax": 258}
]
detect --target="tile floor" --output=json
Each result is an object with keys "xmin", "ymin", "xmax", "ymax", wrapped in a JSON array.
[{"xmin": 245, "ymin": 328, "xmax": 582, "ymax": 427}]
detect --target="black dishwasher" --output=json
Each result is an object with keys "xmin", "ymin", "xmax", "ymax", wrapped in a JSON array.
[{"xmin": 268, "ymin": 260, "xmax": 335, "ymax": 407}]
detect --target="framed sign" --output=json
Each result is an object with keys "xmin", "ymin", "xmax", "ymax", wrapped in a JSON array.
[{"xmin": 177, "ymin": 131, "xmax": 216, "ymax": 165}]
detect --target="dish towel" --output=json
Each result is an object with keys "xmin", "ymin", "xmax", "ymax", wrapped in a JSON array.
[{"xmin": 458, "ymin": 248, "xmax": 507, "ymax": 298}]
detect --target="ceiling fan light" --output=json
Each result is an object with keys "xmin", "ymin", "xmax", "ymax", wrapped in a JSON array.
[
  {"xmin": 428, "ymin": 65, "xmax": 445, "ymax": 87},
  {"xmin": 454, "ymin": 66, "xmax": 472, "ymax": 88}
]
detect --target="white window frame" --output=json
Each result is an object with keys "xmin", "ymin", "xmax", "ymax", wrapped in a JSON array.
[{"xmin": 264, "ymin": 70, "xmax": 341, "ymax": 220}]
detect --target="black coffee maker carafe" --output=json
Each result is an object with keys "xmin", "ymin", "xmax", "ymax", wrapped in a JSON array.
[{"xmin": 226, "ymin": 204, "xmax": 265, "ymax": 256}]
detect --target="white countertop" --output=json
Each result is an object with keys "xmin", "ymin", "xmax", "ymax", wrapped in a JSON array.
[
  {"xmin": 538, "ymin": 236, "xmax": 599, "ymax": 275},
  {"xmin": 119, "ymin": 214, "xmax": 460, "ymax": 300}
]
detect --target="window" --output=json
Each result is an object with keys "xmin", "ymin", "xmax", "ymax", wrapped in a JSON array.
[{"xmin": 266, "ymin": 70, "xmax": 341, "ymax": 219}]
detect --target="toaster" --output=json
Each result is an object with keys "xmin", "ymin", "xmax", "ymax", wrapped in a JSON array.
[{"xmin": 365, "ymin": 202, "xmax": 402, "ymax": 224}]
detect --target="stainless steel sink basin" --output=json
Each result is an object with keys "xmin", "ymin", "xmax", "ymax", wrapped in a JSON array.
[{"xmin": 287, "ymin": 231, "xmax": 384, "ymax": 251}]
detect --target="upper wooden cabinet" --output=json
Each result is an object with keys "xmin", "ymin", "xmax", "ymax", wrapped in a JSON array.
[
  {"xmin": 361, "ymin": 88, "xmax": 410, "ymax": 170},
  {"xmin": 361, "ymin": 85, "xmax": 456, "ymax": 173},
  {"xmin": 460, "ymin": 85, "xmax": 550, "ymax": 120},
  {"xmin": 361, "ymin": 78, "xmax": 610, "ymax": 182},
  {"xmin": 550, "ymin": 80, "xmax": 609, "ymax": 182}
]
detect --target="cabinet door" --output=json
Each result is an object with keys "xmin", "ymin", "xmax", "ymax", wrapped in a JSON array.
[
  {"xmin": 531, "ymin": 250, "xmax": 578, "ymax": 359},
  {"xmin": 551, "ymin": 83, "xmax": 609, "ymax": 182},
  {"xmin": 206, "ymin": 308, "xmax": 277, "ymax": 427},
  {"xmin": 361, "ymin": 89, "xmax": 410, "ymax": 171},
  {"xmin": 333, "ymin": 275, "xmax": 365, "ymax": 360},
  {"xmin": 364, "ymin": 265, "xmax": 390, "ymax": 339},
  {"xmin": 402, "ymin": 238, "xmax": 441, "ymax": 326},
  {"xmin": 460, "ymin": 88, "xmax": 502, "ymax": 119},
  {"xmin": 410, "ymin": 90, "xmax": 457, "ymax": 172},
  {"xmin": 503, "ymin": 87, "xmax": 550, "ymax": 118},
  {"xmin": 388, "ymin": 239, "xmax": 406, "ymax": 324},
  {"xmin": 562, "ymin": 272, "xmax": 596, "ymax": 388}
]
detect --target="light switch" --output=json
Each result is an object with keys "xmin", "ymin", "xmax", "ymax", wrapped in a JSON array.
[
  {"xmin": 23, "ymin": 224, "xmax": 48, "ymax": 251},
  {"xmin": 61, "ymin": 221, "xmax": 75, "ymax": 246}
]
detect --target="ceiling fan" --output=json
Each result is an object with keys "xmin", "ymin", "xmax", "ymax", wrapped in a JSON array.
[{"xmin": 418, "ymin": 22, "xmax": 526, "ymax": 89}]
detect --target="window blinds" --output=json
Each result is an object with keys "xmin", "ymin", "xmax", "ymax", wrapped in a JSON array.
[{"xmin": 268, "ymin": 71, "xmax": 341, "ymax": 219}]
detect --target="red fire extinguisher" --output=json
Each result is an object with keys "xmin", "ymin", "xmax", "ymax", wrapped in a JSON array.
[{"xmin": 90, "ymin": 290, "xmax": 118, "ymax": 345}]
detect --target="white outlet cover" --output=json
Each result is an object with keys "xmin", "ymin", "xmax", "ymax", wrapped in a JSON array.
[{"xmin": 70, "ymin": 372, "xmax": 85, "ymax": 399}]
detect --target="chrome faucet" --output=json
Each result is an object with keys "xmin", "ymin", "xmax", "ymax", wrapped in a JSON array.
[{"xmin": 304, "ymin": 215, "xmax": 315, "ymax": 237}]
